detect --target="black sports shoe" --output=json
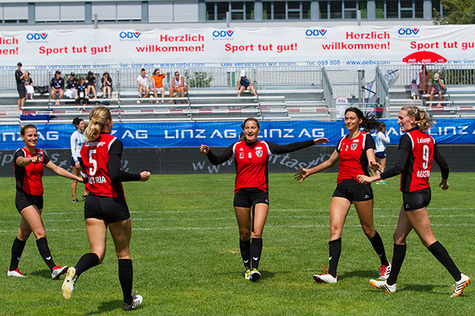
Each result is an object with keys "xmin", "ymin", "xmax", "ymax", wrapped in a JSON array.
[
  {"xmin": 123, "ymin": 292, "xmax": 143, "ymax": 311},
  {"xmin": 82, "ymin": 194, "xmax": 88, "ymax": 200},
  {"xmin": 72, "ymin": 198, "xmax": 80, "ymax": 203}
]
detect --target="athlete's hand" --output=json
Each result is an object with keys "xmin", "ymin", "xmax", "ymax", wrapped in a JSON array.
[
  {"xmin": 313, "ymin": 138, "xmax": 329, "ymax": 145},
  {"xmin": 140, "ymin": 171, "xmax": 151, "ymax": 181},
  {"xmin": 357, "ymin": 174, "xmax": 372, "ymax": 184},
  {"xmin": 30, "ymin": 156, "xmax": 40, "ymax": 164},
  {"xmin": 199, "ymin": 144, "xmax": 210, "ymax": 154},
  {"xmin": 295, "ymin": 168, "xmax": 311, "ymax": 183},
  {"xmin": 439, "ymin": 179, "xmax": 449, "ymax": 190},
  {"xmin": 369, "ymin": 161, "xmax": 381, "ymax": 171}
]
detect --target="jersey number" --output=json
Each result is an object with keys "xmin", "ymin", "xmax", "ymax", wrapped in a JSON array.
[
  {"xmin": 89, "ymin": 149, "xmax": 97, "ymax": 176},
  {"xmin": 422, "ymin": 145, "xmax": 429, "ymax": 169}
]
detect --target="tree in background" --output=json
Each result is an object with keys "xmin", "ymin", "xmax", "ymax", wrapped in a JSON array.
[{"xmin": 433, "ymin": 0, "xmax": 475, "ymax": 24}]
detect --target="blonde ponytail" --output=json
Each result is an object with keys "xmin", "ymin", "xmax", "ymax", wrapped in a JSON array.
[
  {"xmin": 402, "ymin": 105, "xmax": 434, "ymax": 133},
  {"xmin": 84, "ymin": 106, "xmax": 111, "ymax": 141}
]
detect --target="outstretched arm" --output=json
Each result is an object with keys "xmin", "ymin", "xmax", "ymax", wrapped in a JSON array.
[
  {"xmin": 295, "ymin": 149, "xmax": 339, "ymax": 183},
  {"xmin": 268, "ymin": 138, "xmax": 329, "ymax": 155},
  {"xmin": 200, "ymin": 144, "xmax": 234, "ymax": 165}
]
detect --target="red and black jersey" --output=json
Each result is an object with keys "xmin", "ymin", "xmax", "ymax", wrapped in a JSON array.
[
  {"xmin": 380, "ymin": 127, "xmax": 449, "ymax": 193},
  {"xmin": 336, "ymin": 132, "xmax": 375, "ymax": 183},
  {"xmin": 206, "ymin": 139, "xmax": 315, "ymax": 193},
  {"xmin": 14, "ymin": 147, "xmax": 50, "ymax": 196},
  {"xmin": 80, "ymin": 133, "xmax": 140, "ymax": 199}
]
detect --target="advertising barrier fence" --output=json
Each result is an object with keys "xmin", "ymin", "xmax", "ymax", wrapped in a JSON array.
[{"xmin": 1, "ymin": 119, "xmax": 474, "ymax": 150}]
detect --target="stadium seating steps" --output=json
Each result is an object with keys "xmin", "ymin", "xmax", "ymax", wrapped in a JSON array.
[
  {"xmin": 387, "ymin": 85, "xmax": 475, "ymax": 119},
  {"xmin": 0, "ymin": 87, "xmax": 329, "ymax": 125}
]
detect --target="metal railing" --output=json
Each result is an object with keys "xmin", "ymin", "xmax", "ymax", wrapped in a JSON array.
[
  {"xmin": 376, "ymin": 66, "xmax": 390, "ymax": 118},
  {"xmin": 322, "ymin": 67, "xmax": 335, "ymax": 119}
]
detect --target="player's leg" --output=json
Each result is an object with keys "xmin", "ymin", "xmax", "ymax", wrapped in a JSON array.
[
  {"xmin": 235, "ymin": 206, "xmax": 252, "ymax": 272},
  {"xmin": 250, "ymin": 203, "xmax": 269, "ymax": 276}
]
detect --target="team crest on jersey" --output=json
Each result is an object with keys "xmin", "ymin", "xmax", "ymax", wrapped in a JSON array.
[
  {"xmin": 256, "ymin": 149, "xmax": 263, "ymax": 157},
  {"xmin": 351, "ymin": 143, "xmax": 357, "ymax": 150}
]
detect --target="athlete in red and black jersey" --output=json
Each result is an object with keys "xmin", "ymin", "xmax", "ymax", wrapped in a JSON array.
[
  {"xmin": 8, "ymin": 125, "xmax": 83, "ymax": 280},
  {"xmin": 296, "ymin": 107, "xmax": 390, "ymax": 284},
  {"xmin": 200, "ymin": 117, "xmax": 328, "ymax": 281},
  {"xmin": 62, "ymin": 107, "xmax": 150, "ymax": 311},
  {"xmin": 358, "ymin": 105, "xmax": 470, "ymax": 297}
]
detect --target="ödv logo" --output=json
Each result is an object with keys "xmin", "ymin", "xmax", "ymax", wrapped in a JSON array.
[
  {"xmin": 26, "ymin": 33, "xmax": 48, "ymax": 40},
  {"xmin": 212, "ymin": 30, "xmax": 234, "ymax": 38},
  {"xmin": 398, "ymin": 28, "xmax": 420, "ymax": 36},
  {"xmin": 119, "ymin": 31, "xmax": 141, "ymax": 39}
]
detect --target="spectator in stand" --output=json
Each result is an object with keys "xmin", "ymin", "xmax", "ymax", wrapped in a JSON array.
[
  {"xmin": 136, "ymin": 68, "xmax": 151, "ymax": 104},
  {"xmin": 168, "ymin": 71, "xmax": 187, "ymax": 104},
  {"xmin": 50, "ymin": 70, "xmax": 65, "ymax": 106},
  {"xmin": 101, "ymin": 72, "xmax": 113, "ymax": 100},
  {"xmin": 75, "ymin": 77, "xmax": 88, "ymax": 111},
  {"xmin": 15, "ymin": 62, "xmax": 26, "ymax": 111},
  {"xmin": 24, "ymin": 72, "xmax": 34, "ymax": 100},
  {"xmin": 429, "ymin": 73, "xmax": 447, "ymax": 106},
  {"xmin": 370, "ymin": 122, "xmax": 390, "ymax": 185},
  {"xmin": 410, "ymin": 79, "xmax": 420, "ymax": 100},
  {"xmin": 64, "ymin": 73, "xmax": 78, "ymax": 100},
  {"xmin": 419, "ymin": 65, "xmax": 430, "ymax": 96},
  {"xmin": 152, "ymin": 69, "xmax": 166, "ymax": 103},
  {"xmin": 237, "ymin": 70, "xmax": 258, "ymax": 98},
  {"xmin": 85, "ymin": 71, "xmax": 97, "ymax": 100}
]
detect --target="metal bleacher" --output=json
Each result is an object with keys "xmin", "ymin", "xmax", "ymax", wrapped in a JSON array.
[{"xmin": 0, "ymin": 65, "xmax": 331, "ymax": 125}]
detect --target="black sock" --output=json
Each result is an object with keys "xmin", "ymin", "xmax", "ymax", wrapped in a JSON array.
[
  {"xmin": 369, "ymin": 231, "xmax": 388, "ymax": 266},
  {"xmin": 239, "ymin": 239, "xmax": 251, "ymax": 269},
  {"xmin": 328, "ymin": 238, "xmax": 341, "ymax": 278},
  {"xmin": 119, "ymin": 259, "xmax": 133, "ymax": 305},
  {"xmin": 428, "ymin": 241, "xmax": 461, "ymax": 281},
  {"xmin": 387, "ymin": 244, "xmax": 406, "ymax": 286},
  {"xmin": 75, "ymin": 253, "xmax": 100, "ymax": 277},
  {"xmin": 10, "ymin": 238, "xmax": 26, "ymax": 271},
  {"xmin": 36, "ymin": 237, "xmax": 56, "ymax": 270},
  {"xmin": 250, "ymin": 238, "xmax": 263, "ymax": 269}
]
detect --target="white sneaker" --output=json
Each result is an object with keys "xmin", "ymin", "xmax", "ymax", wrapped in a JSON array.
[
  {"xmin": 451, "ymin": 273, "xmax": 470, "ymax": 297},
  {"xmin": 7, "ymin": 268, "xmax": 25, "ymax": 277},
  {"xmin": 123, "ymin": 292, "xmax": 143, "ymax": 311},
  {"xmin": 62, "ymin": 267, "xmax": 77, "ymax": 300},
  {"xmin": 51, "ymin": 265, "xmax": 68, "ymax": 280},
  {"xmin": 379, "ymin": 263, "xmax": 391, "ymax": 280},
  {"xmin": 370, "ymin": 279, "xmax": 396, "ymax": 293},
  {"xmin": 313, "ymin": 273, "xmax": 337, "ymax": 284},
  {"xmin": 136, "ymin": 100, "xmax": 141, "ymax": 104}
]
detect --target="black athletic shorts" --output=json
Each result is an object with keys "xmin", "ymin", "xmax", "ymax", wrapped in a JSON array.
[
  {"xmin": 332, "ymin": 179, "xmax": 374, "ymax": 202},
  {"xmin": 84, "ymin": 193, "xmax": 130, "ymax": 223},
  {"xmin": 17, "ymin": 86, "xmax": 26, "ymax": 98},
  {"xmin": 71, "ymin": 157, "xmax": 84, "ymax": 168},
  {"xmin": 16, "ymin": 189, "xmax": 43, "ymax": 212},
  {"xmin": 233, "ymin": 188, "xmax": 269, "ymax": 208},
  {"xmin": 403, "ymin": 188, "xmax": 431, "ymax": 211},
  {"xmin": 375, "ymin": 151, "xmax": 386, "ymax": 159}
]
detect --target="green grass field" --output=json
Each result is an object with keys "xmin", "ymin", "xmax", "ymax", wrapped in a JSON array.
[{"xmin": 0, "ymin": 172, "xmax": 474, "ymax": 315}]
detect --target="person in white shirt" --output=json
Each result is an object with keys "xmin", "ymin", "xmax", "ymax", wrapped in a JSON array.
[
  {"xmin": 136, "ymin": 68, "xmax": 151, "ymax": 103},
  {"xmin": 371, "ymin": 122, "xmax": 390, "ymax": 185},
  {"xmin": 70, "ymin": 117, "xmax": 87, "ymax": 202}
]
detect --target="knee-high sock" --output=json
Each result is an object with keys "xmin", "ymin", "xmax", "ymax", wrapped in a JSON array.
[
  {"xmin": 387, "ymin": 244, "xmax": 406, "ymax": 286},
  {"xmin": 250, "ymin": 238, "xmax": 263, "ymax": 269},
  {"xmin": 328, "ymin": 238, "xmax": 341, "ymax": 278},
  {"xmin": 119, "ymin": 259, "xmax": 133, "ymax": 305},
  {"xmin": 369, "ymin": 231, "xmax": 388, "ymax": 266},
  {"xmin": 10, "ymin": 237, "xmax": 26, "ymax": 270},
  {"xmin": 75, "ymin": 253, "xmax": 100, "ymax": 277},
  {"xmin": 36, "ymin": 237, "xmax": 56, "ymax": 270},
  {"xmin": 239, "ymin": 239, "xmax": 251, "ymax": 269},
  {"xmin": 428, "ymin": 241, "xmax": 461, "ymax": 281}
]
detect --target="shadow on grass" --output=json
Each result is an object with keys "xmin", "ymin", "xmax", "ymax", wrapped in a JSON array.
[
  {"xmin": 29, "ymin": 268, "xmax": 53, "ymax": 279},
  {"xmin": 85, "ymin": 300, "xmax": 123, "ymax": 315},
  {"xmin": 338, "ymin": 269, "xmax": 380, "ymax": 281},
  {"xmin": 402, "ymin": 283, "xmax": 447, "ymax": 294}
]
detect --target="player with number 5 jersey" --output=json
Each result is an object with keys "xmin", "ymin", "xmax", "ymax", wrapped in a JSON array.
[
  {"xmin": 62, "ymin": 107, "xmax": 150, "ymax": 311},
  {"xmin": 357, "ymin": 105, "xmax": 470, "ymax": 297}
]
